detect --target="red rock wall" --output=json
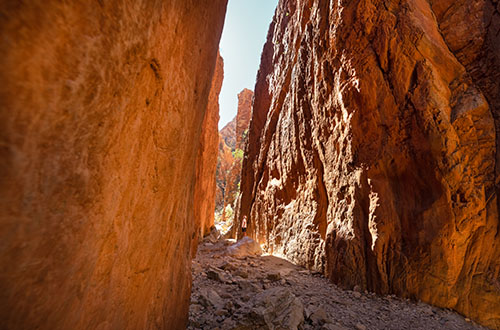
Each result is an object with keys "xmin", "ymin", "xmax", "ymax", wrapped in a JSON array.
[
  {"xmin": 0, "ymin": 1, "xmax": 227, "ymax": 329},
  {"xmin": 220, "ymin": 117, "xmax": 237, "ymax": 151},
  {"xmin": 194, "ymin": 52, "xmax": 224, "ymax": 243},
  {"xmin": 215, "ymin": 89, "xmax": 253, "ymax": 222},
  {"xmin": 215, "ymin": 120, "xmax": 237, "ymax": 212},
  {"xmin": 239, "ymin": 0, "xmax": 500, "ymax": 328},
  {"xmin": 224, "ymin": 90, "xmax": 254, "ymax": 213},
  {"xmin": 235, "ymin": 89, "xmax": 254, "ymax": 150},
  {"xmin": 215, "ymin": 90, "xmax": 253, "ymax": 213}
]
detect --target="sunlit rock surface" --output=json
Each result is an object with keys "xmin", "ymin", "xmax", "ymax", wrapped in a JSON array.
[
  {"xmin": 235, "ymin": 89, "xmax": 254, "ymax": 151},
  {"xmin": 238, "ymin": 0, "xmax": 500, "ymax": 328},
  {"xmin": 220, "ymin": 117, "xmax": 237, "ymax": 151},
  {"xmin": 0, "ymin": 1, "xmax": 227, "ymax": 329}
]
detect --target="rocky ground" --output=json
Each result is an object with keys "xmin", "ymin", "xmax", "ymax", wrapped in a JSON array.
[{"xmin": 188, "ymin": 235, "xmax": 487, "ymax": 330}]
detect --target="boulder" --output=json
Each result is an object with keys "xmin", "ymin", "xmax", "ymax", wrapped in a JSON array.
[
  {"xmin": 237, "ymin": 287, "xmax": 304, "ymax": 330},
  {"xmin": 198, "ymin": 288, "xmax": 224, "ymax": 309},
  {"xmin": 227, "ymin": 237, "xmax": 263, "ymax": 257}
]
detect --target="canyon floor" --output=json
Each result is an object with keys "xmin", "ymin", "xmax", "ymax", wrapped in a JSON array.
[{"xmin": 188, "ymin": 236, "xmax": 487, "ymax": 330}]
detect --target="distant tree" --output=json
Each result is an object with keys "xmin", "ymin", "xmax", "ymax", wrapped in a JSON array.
[{"xmin": 232, "ymin": 148, "xmax": 244, "ymax": 161}]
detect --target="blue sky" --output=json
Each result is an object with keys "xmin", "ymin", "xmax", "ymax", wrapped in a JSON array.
[{"xmin": 218, "ymin": 0, "xmax": 278, "ymax": 129}]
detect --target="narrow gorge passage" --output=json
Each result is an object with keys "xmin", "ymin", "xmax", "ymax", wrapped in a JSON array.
[
  {"xmin": 1, "ymin": 0, "xmax": 499, "ymax": 329},
  {"xmin": 188, "ymin": 235, "xmax": 485, "ymax": 330}
]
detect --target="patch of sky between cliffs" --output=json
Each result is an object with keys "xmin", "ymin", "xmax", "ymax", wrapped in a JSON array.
[{"xmin": 218, "ymin": 0, "xmax": 279, "ymax": 129}]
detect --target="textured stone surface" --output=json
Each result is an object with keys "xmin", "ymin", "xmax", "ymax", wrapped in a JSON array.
[
  {"xmin": 194, "ymin": 52, "xmax": 224, "ymax": 244},
  {"xmin": 0, "ymin": 1, "xmax": 227, "ymax": 329},
  {"xmin": 235, "ymin": 89, "xmax": 254, "ymax": 151},
  {"xmin": 215, "ymin": 132, "xmax": 236, "ymax": 212},
  {"xmin": 223, "ymin": 90, "xmax": 254, "ymax": 217},
  {"xmin": 226, "ymin": 236, "xmax": 263, "ymax": 257},
  {"xmin": 189, "ymin": 238, "xmax": 486, "ymax": 330},
  {"xmin": 239, "ymin": 0, "xmax": 500, "ymax": 328},
  {"xmin": 215, "ymin": 89, "xmax": 253, "ymax": 216},
  {"xmin": 220, "ymin": 117, "xmax": 237, "ymax": 151}
]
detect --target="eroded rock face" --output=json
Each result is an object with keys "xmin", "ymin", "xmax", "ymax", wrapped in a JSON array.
[
  {"xmin": 215, "ymin": 89, "xmax": 253, "ymax": 218},
  {"xmin": 0, "ymin": 1, "xmax": 227, "ymax": 329},
  {"xmin": 239, "ymin": 0, "xmax": 500, "ymax": 328},
  {"xmin": 236, "ymin": 89, "xmax": 254, "ymax": 150},
  {"xmin": 194, "ymin": 52, "xmax": 224, "ymax": 244},
  {"xmin": 216, "ymin": 120, "xmax": 237, "ymax": 212},
  {"xmin": 220, "ymin": 117, "xmax": 237, "ymax": 151},
  {"xmin": 223, "ymin": 90, "xmax": 254, "ymax": 215}
]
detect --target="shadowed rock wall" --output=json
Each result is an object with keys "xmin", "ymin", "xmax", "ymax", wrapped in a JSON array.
[
  {"xmin": 0, "ymin": 1, "xmax": 227, "ymax": 329},
  {"xmin": 239, "ymin": 0, "xmax": 500, "ymax": 328},
  {"xmin": 194, "ymin": 52, "xmax": 224, "ymax": 243}
]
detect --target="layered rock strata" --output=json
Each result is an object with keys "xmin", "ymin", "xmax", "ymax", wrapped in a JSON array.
[
  {"xmin": 194, "ymin": 52, "xmax": 224, "ymax": 244},
  {"xmin": 238, "ymin": 0, "xmax": 500, "ymax": 328},
  {"xmin": 0, "ymin": 1, "xmax": 227, "ymax": 329}
]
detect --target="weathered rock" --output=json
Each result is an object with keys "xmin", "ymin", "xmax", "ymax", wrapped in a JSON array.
[
  {"xmin": 238, "ymin": 0, "xmax": 500, "ymax": 328},
  {"xmin": 267, "ymin": 272, "xmax": 281, "ymax": 282},
  {"xmin": 220, "ymin": 260, "xmax": 238, "ymax": 271},
  {"xmin": 194, "ymin": 52, "xmax": 224, "ymax": 245},
  {"xmin": 355, "ymin": 323, "xmax": 367, "ymax": 330},
  {"xmin": 205, "ymin": 226, "xmax": 222, "ymax": 244},
  {"xmin": 309, "ymin": 306, "xmax": 328, "ymax": 325},
  {"xmin": 237, "ymin": 287, "xmax": 304, "ymax": 330},
  {"xmin": 227, "ymin": 237, "xmax": 263, "ymax": 257},
  {"xmin": 236, "ymin": 89, "xmax": 254, "ymax": 151},
  {"xmin": 235, "ymin": 269, "xmax": 250, "ymax": 279},
  {"xmin": 220, "ymin": 116, "xmax": 237, "ymax": 151},
  {"xmin": 0, "ymin": 1, "xmax": 227, "ymax": 329},
  {"xmin": 215, "ymin": 89, "xmax": 253, "ymax": 227},
  {"xmin": 198, "ymin": 288, "xmax": 224, "ymax": 309},
  {"xmin": 215, "ymin": 125, "xmax": 236, "ymax": 212},
  {"xmin": 237, "ymin": 278, "xmax": 263, "ymax": 292},
  {"xmin": 207, "ymin": 267, "xmax": 229, "ymax": 283},
  {"xmin": 189, "ymin": 224, "xmax": 484, "ymax": 330}
]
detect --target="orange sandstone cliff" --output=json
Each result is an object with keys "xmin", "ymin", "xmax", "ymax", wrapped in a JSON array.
[
  {"xmin": 215, "ymin": 89, "xmax": 253, "ymax": 221},
  {"xmin": 216, "ymin": 118, "xmax": 237, "ymax": 212},
  {"xmin": 0, "ymin": 1, "xmax": 227, "ymax": 329},
  {"xmin": 194, "ymin": 52, "xmax": 224, "ymax": 243},
  {"xmin": 235, "ymin": 89, "xmax": 254, "ymax": 151},
  {"xmin": 238, "ymin": 0, "xmax": 500, "ymax": 328}
]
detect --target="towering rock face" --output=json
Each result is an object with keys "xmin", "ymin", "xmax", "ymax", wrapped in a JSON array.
[
  {"xmin": 239, "ymin": 0, "xmax": 500, "ymax": 328},
  {"xmin": 224, "ymin": 90, "xmax": 254, "ymax": 214},
  {"xmin": 220, "ymin": 117, "xmax": 237, "ymax": 151},
  {"xmin": 215, "ymin": 90, "xmax": 253, "ymax": 221},
  {"xmin": 235, "ymin": 89, "xmax": 254, "ymax": 150},
  {"xmin": 194, "ymin": 52, "xmax": 224, "ymax": 243},
  {"xmin": 0, "ymin": 1, "xmax": 227, "ymax": 329},
  {"xmin": 215, "ymin": 119, "xmax": 237, "ymax": 212}
]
